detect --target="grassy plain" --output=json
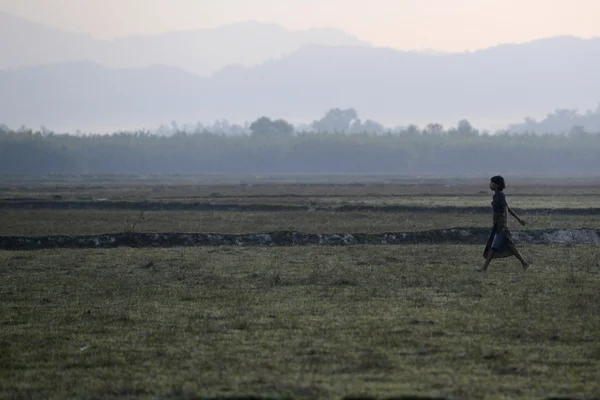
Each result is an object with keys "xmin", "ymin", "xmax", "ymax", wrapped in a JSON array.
[
  {"xmin": 2, "ymin": 209, "xmax": 600, "ymax": 237},
  {"xmin": 2, "ymin": 175, "xmax": 600, "ymax": 202},
  {"xmin": 1, "ymin": 176, "xmax": 599, "ymax": 237},
  {"xmin": 1, "ymin": 176, "xmax": 599, "ymax": 399},
  {"xmin": 2, "ymin": 246, "xmax": 600, "ymax": 399}
]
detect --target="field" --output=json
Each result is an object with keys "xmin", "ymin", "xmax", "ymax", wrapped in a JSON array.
[{"xmin": 1, "ymin": 176, "xmax": 599, "ymax": 399}]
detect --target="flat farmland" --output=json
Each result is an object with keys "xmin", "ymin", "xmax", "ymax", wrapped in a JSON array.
[
  {"xmin": 2, "ymin": 246, "xmax": 600, "ymax": 399},
  {"xmin": 2, "ymin": 175, "xmax": 600, "ymax": 202},
  {"xmin": 2, "ymin": 209, "xmax": 600, "ymax": 237},
  {"xmin": 1, "ymin": 176, "xmax": 599, "ymax": 399},
  {"xmin": 1, "ymin": 177, "xmax": 600, "ymax": 237}
]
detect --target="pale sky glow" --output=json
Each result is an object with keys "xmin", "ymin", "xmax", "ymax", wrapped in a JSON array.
[{"xmin": 1, "ymin": 0, "xmax": 600, "ymax": 51}]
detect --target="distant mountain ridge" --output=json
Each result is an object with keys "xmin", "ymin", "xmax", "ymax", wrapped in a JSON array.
[
  {"xmin": 1, "ymin": 11, "xmax": 599, "ymax": 132},
  {"xmin": 0, "ymin": 12, "xmax": 366, "ymax": 76}
]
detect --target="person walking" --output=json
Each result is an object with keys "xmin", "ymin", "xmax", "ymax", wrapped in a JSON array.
[{"xmin": 476, "ymin": 176, "xmax": 529, "ymax": 272}]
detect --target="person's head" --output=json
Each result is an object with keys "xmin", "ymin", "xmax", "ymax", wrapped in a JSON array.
[{"xmin": 490, "ymin": 175, "xmax": 505, "ymax": 191}]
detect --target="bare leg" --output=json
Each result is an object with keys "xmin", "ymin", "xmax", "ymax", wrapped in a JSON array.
[
  {"xmin": 513, "ymin": 249, "xmax": 529, "ymax": 269},
  {"xmin": 476, "ymin": 249, "xmax": 495, "ymax": 272}
]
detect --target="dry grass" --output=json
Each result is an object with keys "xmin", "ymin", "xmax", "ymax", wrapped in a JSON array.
[
  {"xmin": 2, "ymin": 177, "xmax": 600, "ymax": 203},
  {"xmin": 2, "ymin": 209, "xmax": 600, "ymax": 237},
  {"xmin": 2, "ymin": 179, "xmax": 600, "ymax": 237},
  {"xmin": 1, "ymin": 245, "xmax": 600, "ymax": 399},
  {"xmin": 316, "ymin": 195, "xmax": 600, "ymax": 209},
  {"xmin": 2, "ymin": 177, "xmax": 599, "ymax": 399}
]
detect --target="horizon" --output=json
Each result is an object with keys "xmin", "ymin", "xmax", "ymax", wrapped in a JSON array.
[
  {"xmin": 1, "ymin": 0, "xmax": 599, "ymax": 52},
  {"xmin": 2, "ymin": 104, "xmax": 599, "ymax": 136},
  {"xmin": 1, "ymin": 1, "xmax": 599, "ymax": 133}
]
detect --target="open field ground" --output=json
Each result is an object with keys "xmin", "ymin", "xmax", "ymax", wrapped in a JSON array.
[
  {"xmin": 1, "ymin": 176, "xmax": 600, "ymax": 237},
  {"xmin": 2, "ymin": 175, "xmax": 600, "ymax": 202},
  {"xmin": 1, "ymin": 176, "xmax": 599, "ymax": 398},
  {"xmin": 2, "ymin": 246, "xmax": 600, "ymax": 399},
  {"xmin": 2, "ymin": 210, "xmax": 600, "ymax": 237}
]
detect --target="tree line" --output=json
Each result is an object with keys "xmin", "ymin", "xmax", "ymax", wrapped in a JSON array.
[
  {"xmin": 508, "ymin": 105, "xmax": 600, "ymax": 134},
  {"xmin": 147, "ymin": 106, "xmax": 600, "ymax": 136},
  {"xmin": 1, "ymin": 120, "xmax": 600, "ymax": 176}
]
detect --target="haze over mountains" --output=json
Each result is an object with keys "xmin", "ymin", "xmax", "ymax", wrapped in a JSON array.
[
  {"xmin": 1, "ymin": 12, "xmax": 599, "ymax": 133},
  {"xmin": 0, "ymin": 12, "xmax": 365, "ymax": 77}
]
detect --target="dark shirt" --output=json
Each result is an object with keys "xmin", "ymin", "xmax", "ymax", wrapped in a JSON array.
[{"xmin": 492, "ymin": 191, "xmax": 506, "ymax": 213}]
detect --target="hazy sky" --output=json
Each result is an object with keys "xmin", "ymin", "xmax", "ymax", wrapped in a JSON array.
[{"xmin": 1, "ymin": 0, "xmax": 599, "ymax": 51}]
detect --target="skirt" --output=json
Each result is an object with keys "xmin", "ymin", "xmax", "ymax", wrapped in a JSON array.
[{"xmin": 483, "ymin": 227, "xmax": 518, "ymax": 259}]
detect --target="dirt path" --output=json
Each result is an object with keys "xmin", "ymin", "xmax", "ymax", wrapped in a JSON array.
[
  {"xmin": 1, "ymin": 200, "xmax": 599, "ymax": 215},
  {"xmin": 1, "ymin": 228, "xmax": 599, "ymax": 250}
]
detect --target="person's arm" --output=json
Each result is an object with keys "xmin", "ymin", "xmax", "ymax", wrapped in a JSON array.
[{"xmin": 507, "ymin": 202, "xmax": 526, "ymax": 226}]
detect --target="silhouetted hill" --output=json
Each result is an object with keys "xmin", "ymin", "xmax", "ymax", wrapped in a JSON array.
[
  {"xmin": 0, "ymin": 12, "xmax": 96, "ymax": 68},
  {"xmin": 0, "ymin": 62, "xmax": 206, "ymax": 130},
  {"xmin": 1, "ymin": 36, "xmax": 599, "ymax": 131},
  {"xmin": 0, "ymin": 12, "xmax": 365, "ymax": 76}
]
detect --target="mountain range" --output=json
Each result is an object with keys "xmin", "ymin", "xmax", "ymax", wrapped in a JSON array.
[
  {"xmin": 0, "ymin": 12, "xmax": 365, "ymax": 77},
  {"xmin": 1, "ymin": 12, "xmax": 599, "ymax": 132}
]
